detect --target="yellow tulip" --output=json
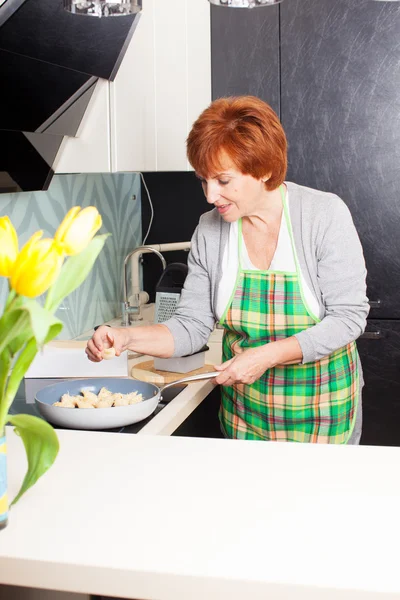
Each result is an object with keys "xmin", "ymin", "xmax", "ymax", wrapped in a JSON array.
[
  {"xmin": 55, "ymin": 206, "xmax": 102, "ymax": 256},
  {"xmin": 10, "ymin": 231, "xmax": 65, "ymax": 298},
  {"xmin": 0, "ymin": 216, "xmax": 19, "ymax": 277}
]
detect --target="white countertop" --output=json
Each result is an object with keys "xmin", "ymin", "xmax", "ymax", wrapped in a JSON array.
[{"xmin": 2, "ymin": 429, "xmax": 400, "ymax": 599}]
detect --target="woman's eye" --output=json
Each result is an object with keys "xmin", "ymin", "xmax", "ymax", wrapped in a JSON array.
[{"xmin": 219, "ymin": 180, "xmax": 229, "ymax": 186}]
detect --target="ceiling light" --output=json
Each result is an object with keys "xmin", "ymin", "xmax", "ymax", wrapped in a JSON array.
[
  {"xmin": 208, "ymin": 0, "xmax": 283, "ymax": 7},
  {"xmin": 63, "ymin": 0, "xmax": 142, "ymax": 17}
]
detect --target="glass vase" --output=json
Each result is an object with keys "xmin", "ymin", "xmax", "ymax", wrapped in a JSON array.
[{"xmin": 0, "ymin": 429, "xmax": 8, "ymax": 530}]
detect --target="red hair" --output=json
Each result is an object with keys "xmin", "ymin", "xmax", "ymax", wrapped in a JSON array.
[{"xmin": 187, "ymin": 96, "xmax": 287, "ymax": 191}]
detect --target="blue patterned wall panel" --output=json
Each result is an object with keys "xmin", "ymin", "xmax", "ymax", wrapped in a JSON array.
[{"xmin": 0, "ymin": 172, "xmax": 141, "ymax": 339}]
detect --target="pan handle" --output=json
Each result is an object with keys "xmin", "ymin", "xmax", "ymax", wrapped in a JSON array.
[{"xmin": 161, "ymin": 371, "xmax": 219, "ymax": 393}]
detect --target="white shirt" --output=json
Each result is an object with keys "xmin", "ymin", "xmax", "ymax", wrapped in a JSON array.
[{"xmin": 216, "ymin": 192, "xmax": 319, "ymax": 321}]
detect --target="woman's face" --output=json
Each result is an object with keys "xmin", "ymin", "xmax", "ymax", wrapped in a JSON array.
[{"xmin": 197, "ymin": 160, "xmax": 268, "ymax": 222}]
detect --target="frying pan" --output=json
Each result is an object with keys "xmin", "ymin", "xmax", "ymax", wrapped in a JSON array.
[{"xmin": 35, "ymin": 371, "xmax": 218, "ymax": 430}]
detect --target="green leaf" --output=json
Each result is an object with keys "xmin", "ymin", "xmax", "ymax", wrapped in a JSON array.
[
  {"xmin": 1, "ymin": 296, "xmax": 30, "ymax": 357},
  {"xmin": 7, "ymin": 413, "xmax": 59, "ymax": 506},
  {"xmin": 0, "ymin": 348, "xmax": 11, "ymax": 402},
  {"xmin": 23, "ymin": 300, "xmax": 63, "ymax": 348},
  {"xmin": 0, "ymin": 309, "xmax": 30, "ymax": 356},
  {"xmin": 0, "ymin": 320, "xmax": 63, "ymax": 430},
  {"xmin": 45, "ymin": 234, "xmax": 110, "ymax": 313},
  {"xmin": 10, "ymin": 318, "xmax": 63, "ymax": 388},
  {"xmin": 0, "ymin": 301, "xmax": 62, "ymax": 358},
  {"xmin": 44, "ymin": 321, "xmax": 64, "ymax": 344}
]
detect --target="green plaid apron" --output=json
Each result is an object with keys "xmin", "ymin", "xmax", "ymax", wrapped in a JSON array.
[{"xmin": 219, "ymin": 187, "xmax": 359, "ymax": 443}]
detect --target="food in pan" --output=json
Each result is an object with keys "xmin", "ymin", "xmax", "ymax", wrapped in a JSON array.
[{"xmin": 52, "ymin": 386, "xmax": 144, "ymax": 408}]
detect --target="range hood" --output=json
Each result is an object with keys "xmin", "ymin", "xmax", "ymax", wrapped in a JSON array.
[{"xmin": 0, "ymin": 0, "xmax": 141, "ymax": 193}]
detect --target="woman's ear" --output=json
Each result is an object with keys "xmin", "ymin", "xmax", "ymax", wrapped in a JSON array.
[{"xmin": 262, "ymin": 172, "xmax": 272, "ymax": 183}]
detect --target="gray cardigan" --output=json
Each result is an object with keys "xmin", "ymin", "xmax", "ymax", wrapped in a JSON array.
[{"xmin": 165, "ymin": 181, "xmax": 369, "ymax": 364}]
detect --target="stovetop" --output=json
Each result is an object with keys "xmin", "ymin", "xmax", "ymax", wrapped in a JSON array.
[{"xmin": 10, "ymin": 384, "xmax": 186, "ymax": 434}]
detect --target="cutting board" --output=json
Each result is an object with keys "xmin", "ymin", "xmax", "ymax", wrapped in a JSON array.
[{"xmin": 131, "ymin": 360, "xmax": 215, "ymax": 384}]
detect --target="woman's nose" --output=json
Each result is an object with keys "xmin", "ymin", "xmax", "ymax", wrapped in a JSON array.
[{"xmin": 205, "ymin": 183, "xmax": 220, "ymax": 205}]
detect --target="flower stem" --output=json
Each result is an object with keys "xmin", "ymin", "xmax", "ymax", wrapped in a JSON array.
[
  {"xmin": 0, "ymin": 339, "xmax": 37, "ymax": 430},
  {"xmin": 4, "ymin": 289, "xmax": 16, "ymax": 311},
  {"xmin": 0, "ymin": 348, "xmax": 11, "ymax": 431}
]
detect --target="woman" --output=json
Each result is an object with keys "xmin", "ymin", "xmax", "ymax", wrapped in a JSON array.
[{"xmin": 86, "ymin": 96, "xmax": 369, "ymax": 444}]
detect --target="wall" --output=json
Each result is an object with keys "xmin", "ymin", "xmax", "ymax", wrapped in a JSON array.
[
  {"xmin": 0, "ymin": 172, "xmax": 141, "ymax": 339},
  {"xmin": 141, "ymin": 171, "xmax": 210, "ymax": 302}
]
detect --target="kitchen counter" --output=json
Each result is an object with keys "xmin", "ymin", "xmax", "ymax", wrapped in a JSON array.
[{"xmin": 1, "ymin": 429, "xmax": 400, "ymax": 599}]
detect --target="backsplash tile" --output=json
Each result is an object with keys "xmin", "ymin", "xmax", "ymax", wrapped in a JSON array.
[{"xmin": 0, "ymin": 172, "xmax": 141, "ymax": 339}]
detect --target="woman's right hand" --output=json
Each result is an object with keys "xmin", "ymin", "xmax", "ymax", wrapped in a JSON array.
[{"xmin": 85, "ymin": 326, "xmax": 128, "ymax": 362}]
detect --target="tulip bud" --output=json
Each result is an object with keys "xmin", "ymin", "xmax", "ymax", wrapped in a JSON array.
[
  {"xmin": 10, "ymin": 231, "xmax": 65, "ymax": 298},
  {"xmin": 0, "ymin": 216, "xmax": 19, "ymax": 278},
  {"xmin": 55, "ymin": 206, "xmax": 102, "ymax": 256}
]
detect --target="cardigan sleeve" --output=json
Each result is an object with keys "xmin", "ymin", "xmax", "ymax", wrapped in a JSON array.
[
  {"xmin": 294, "ymin": 195, "xmax": 369, "ymax": 363},
  {"xmin": 163, "ymin": 219, "xmax": 216, "ymax": 357}
]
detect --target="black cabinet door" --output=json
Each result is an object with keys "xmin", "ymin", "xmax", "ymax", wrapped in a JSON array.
[
  {"xmin": 172, "ymin": 387, "xmax": 223, "ymax": 439},
  {"xmin": 357, "ymin": 320, "xmax": 400, "ymax": 447},
  {"xmin": 211, "ymin": 4, "xmax": 280, "ymax": 116},
  {"xmin": 280, "ymin": 0, "xmax": 400, "ymax": 319}
]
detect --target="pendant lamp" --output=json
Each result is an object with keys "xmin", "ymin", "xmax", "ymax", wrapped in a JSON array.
[
  {"xmin": 63, "ymin": 0, "xmax": 142, "ymax": 17},
  {"xmin": 208, "ymin": 0, "xmax": 283, "ymax": 7}
]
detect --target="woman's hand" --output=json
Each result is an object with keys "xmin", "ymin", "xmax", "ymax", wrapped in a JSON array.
[
  {"xmin": 213, "ymin": 337, "xmax": 303, "ymax": 386},
  {"xmin": 85, "ymin": 326, "xmax": 129, "ymax": 362},
  {"xmin": 213, "ymin": 346, "xmax": 274, "ymax": 387}
]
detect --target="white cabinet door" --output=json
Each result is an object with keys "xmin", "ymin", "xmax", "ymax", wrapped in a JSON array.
[
  {"xmin": 54, "ymin": 79, "xmax": 111, "ymax": 174},
  {"xmin": 55, "ymin": 0, "xmax": 211, "ymax": 175},
  {"xmin": 110, "ymin": 0, "xmax": 211, "ymax": 172},
  {"xmin": 109, "ymin": 0, "xmax": 157, "ymax": 172},
  {"xmin": 153, "ymin": 0, "xmax": 192, "ymax": 171}
]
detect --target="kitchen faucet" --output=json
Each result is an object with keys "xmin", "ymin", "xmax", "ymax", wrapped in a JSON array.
[{"xmin": 122, "ymin": 246, "xmax": 167, "ymax": 326}]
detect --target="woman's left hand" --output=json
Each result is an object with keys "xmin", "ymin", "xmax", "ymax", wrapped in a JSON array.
[
  {"xmin": 213, "ymin": 345, "xmax": 275, "ymax": 387},
  {"xmin": 213, "ymin": 337, "xmax": 303, "ymax": 387}
]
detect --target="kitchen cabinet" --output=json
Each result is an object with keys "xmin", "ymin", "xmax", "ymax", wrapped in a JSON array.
[
  {"xmin": 211, "ymin": 4, "xmax": 280, "ymax": 116},
  {"xmin": 210, "ymin": 0, "xmax": 400, "ymax": 445},
  {"xmin": 280, "ymin": 0, "xmax": 400, "ymax": 320},
  {"xmin": 54, "ymin": 79, "xmax": 111, "ymax": 174},
  {"xmin": 279, "ymin": 0, "xmax": 400, "ymax": 445},
  {"xmin": 55, "ymin": 0, "xmax": 211, "ymax": 174},
  {"xmin": 173, "ymin": 387, "xmax": 223, "ymax": 438},
  {"xmin": 357, "ymin": 321, "xmax": 400, "ymax": 447}
]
